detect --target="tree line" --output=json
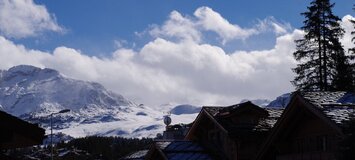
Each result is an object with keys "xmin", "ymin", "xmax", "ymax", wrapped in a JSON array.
[{"xmin": 292, "ymin": 0, "xmax": 355, "ymax": 92}]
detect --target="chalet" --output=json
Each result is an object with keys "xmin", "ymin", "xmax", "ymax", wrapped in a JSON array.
[
  {"xmin": 144, "ymin": 140, "xmax": 213, "ymax": 160},
  {"xmin": 185, "ymin": 101, "xmax": 284, "ymax": 160},
  {"xmin": 161, "ymin": 123, "xmax": 192, "ymax": 140},
  {"xmin": 124, "ymin": 91, "xmax": 355, "ymax": 160},
  {"xmin": 0, "ymin": 110, "xmax": 45, "ymax": 149},
  {"xmin": 255, "ymin": 91, "xmax": 355, "ymax": 160}
]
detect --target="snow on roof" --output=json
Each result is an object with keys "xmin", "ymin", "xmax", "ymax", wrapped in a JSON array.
[
  {"xmin": 301, "ymin": 91, "xmax": 355, "ymax": 125},
  {"xmin": 122, "ymin": 150, "xmax": 148, "ymax": 160},
  {"xmin": 202, "ymin": 102, "xmax": 284, "ymax": 133}
]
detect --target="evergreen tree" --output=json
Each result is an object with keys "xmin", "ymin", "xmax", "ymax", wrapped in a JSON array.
[{"xmin": 292, "ymin": 0, "xmax": 352, "ymax": 91}]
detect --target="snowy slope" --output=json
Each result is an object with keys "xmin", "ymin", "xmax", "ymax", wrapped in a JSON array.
[
  {"xmin": 170, "ymin": 104, "xmax": 201, "ymax": 115},
  {"xmin": 266, "ymin": 93, "xmax": 291, "ymax": 108},
  {"xmin": 0, "ymin": 65, "xmax": 197, "ymax": 138},
  {"xmin": 240, "ymin": 99, "xmax": 271, "ymax": 107}
]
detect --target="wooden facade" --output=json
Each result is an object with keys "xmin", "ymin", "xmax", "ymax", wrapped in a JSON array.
[
  {"xmin": 256, "ymin": 91, "xmax": 355, "ymax": 160},
  {"xmin": 185, "ymin": 102, "xmax": 283, "ymax": 160}
]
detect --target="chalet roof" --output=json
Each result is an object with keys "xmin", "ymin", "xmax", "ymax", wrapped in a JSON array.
[
  {"xmin": 153, "ymin": 140, "xmax": 213, "ymax": 160},
  {"xmin": 300, "ymin": 91, "xmax": 355, "ymax": 125},
  {"xmin": 254, "ymin": 91, "xmax": 355, "ymax": 160},
  {"xmin": 255, "ymin": 108, "xmax": 284, "ymax": 131},
  {"xmin": 202, "ymin": 102, "xmax": 284, "ymax": 133}
]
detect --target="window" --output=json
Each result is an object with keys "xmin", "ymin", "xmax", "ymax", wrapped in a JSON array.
[{"xmin": 296, "ymin": 135, "xmax": 328, "ymax": 153}]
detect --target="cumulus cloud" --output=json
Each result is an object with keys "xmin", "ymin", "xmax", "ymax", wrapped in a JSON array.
[
  {"xmin": 340, "ymin": 15, "xmax": 355, "ymax": 52},
  {"xmin": 0, "ymin": 0, "xmax": 63, "ymax": 38},
  {"xmin": 194, "ymin": 7, "xmax": 258, "ymax": 43},
  {"xmin": 0, "ymin": 7, "xmax": 353, "ymax": 108},
  {"xmin": 149, "ymin": 11, "xmax": 201, "ymax": 42},
  {"xmin": 256, "ymin": 17, "xmax": 292, "ymax": 35},
  {"xmin": 0, "ymin": 30, "xmax": 302, "ymax": 106},
  {"xmin": 148, "ymin": 6, "xmax": 292, "ymax": 44}
]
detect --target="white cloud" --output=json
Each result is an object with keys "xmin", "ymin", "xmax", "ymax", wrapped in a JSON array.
[
  {"xmin": 148, "ymin": 6, "xmax": 291, "ymax": 45},
  {"xmin": 256, "ymin": 17, "xmax": 292, "ymax": 35},
  {"xmin": 149, "ymin": 11, "xmax": 201, "ymax": 42},
  {"xmin": 0, "ymin": 0, "xmax": 63, "ymax": 38},
  {"xmin": 194, "ymin": 7, "xmax": 258, "ymax": 43},
  {"xmin": 0, "ymin": 30, "xmax": 302, "ymax": 107},
  {"xmin": 340, "ymin": 15, "xmax": 355, "ymax": 52},
  {"xmin": 0, "ymin": 6, "xmax": 352, "ymax": 108}
]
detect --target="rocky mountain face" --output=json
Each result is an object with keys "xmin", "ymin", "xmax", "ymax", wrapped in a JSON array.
[{"xmin": 266, "ymin": 93, "xmax": 291, "ymax": 108}]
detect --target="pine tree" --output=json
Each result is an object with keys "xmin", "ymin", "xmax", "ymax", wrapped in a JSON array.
[{"xmin": 292, "ymin": 0, "xmax": 352, "ymax": 91}]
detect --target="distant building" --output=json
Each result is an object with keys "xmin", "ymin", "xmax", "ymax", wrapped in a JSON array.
[{"xmin": 162, "ymin": 123, "xmax": 192, "ymax": 140}]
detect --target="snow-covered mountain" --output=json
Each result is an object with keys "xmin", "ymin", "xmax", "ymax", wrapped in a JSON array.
[
  {"xmin": 266, "ymin": 93, "xmax": 291, "ymax": 108},
  {"xmin": 240, "ymin": 99, "xmax": 271, "ymax": 107},
  {"xmin": 170, "ymin": 104, "xmax": 201, "ymax": 115},
  {"xmin": 0, "ymin": 65, "xmax": 197, "ymax": 138}
]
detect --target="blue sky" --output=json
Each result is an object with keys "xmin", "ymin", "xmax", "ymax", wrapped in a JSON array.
[
  {"xmin": 0, "ymin": 0, "xmax": 354, "ymax": 106},
  {"xmin": 15, "ymin": 0, "xmax": 354, "ymax": 56}
]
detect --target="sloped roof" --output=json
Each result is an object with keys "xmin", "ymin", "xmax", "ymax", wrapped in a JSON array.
[
  {"xmin": 255, "ymin": 108, "xmax": 284, "ymax": 131},
  {"xmin": 154, "ymin": 140, "xmax": 213, "ymax": 160},
  {"xmin": 121, "ymin": 150, "xmax": 148, "ymax": 160},
  {"xmin": 255, "ymin": 91, "xmax": 355, "ymax": 160},
  {"xmin": 300, "ymin": 91, "xmax": 355, "ymax": 125},
  {"xmin": 202, "ymin": 102, "xmax": 284, "ymax": 133}
]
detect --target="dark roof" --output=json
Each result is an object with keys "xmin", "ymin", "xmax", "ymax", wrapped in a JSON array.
[
  {"xmin": 121, "ymin": 150, "xmax": 148, "ymax": 160},
  {"xmin": 0, "ymin": 110, "xmax": 45, "ymax": 149},
  {"xmin": 300, "ymin": 91, "xmax": 355, "ymax": 125},
  {"xmin": 202, "ymin": 102, "xmax": 284, "ymax": 133},
  {"xmin": 154, "ymin": 140, "xmax": 213, "ymax": 160},
  {"xmin": 255, "ymin": 108, "xmax": 284, "ymax": 131},
  {"xmin": 203, "ymin": 106, "xmax": 224, "ymax": 117}
]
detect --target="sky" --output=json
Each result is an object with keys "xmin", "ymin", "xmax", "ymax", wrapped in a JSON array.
[{"xmin": 0, "ymin": 0, "xmax": 354, "ymax": 107}]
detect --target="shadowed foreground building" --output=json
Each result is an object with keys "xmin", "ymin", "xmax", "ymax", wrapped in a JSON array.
[
  {"xmin": 123, "ymin": 91, "xmax": 355, "ymax": 160},
  {"xmin": 123, "ymin": 101, "xmax": 283, "ymax": 160},
  {"xmin": 255, "ymin": 91, "xmax": 355, "ymax": 160},
  {"xmin": 0, "ymin": 110, "xmax": 45, "ymax": 158},
  {"xmin": 185, "ymin": 101, "xmax": 283, "ymax": 160}
]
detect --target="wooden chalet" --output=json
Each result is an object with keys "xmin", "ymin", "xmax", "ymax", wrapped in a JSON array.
[
  {"xmin": 124, "ymin": 91, "xmax": 355, "ymax": 160},
  {"xmin": 0, "ymin": 110, "xmax": 45, "ymax": 149},
  {"xmin": 255, "ymin": 91, "xmax": 355, "ymax": 160},
  {"xmin": 185, "ymin": 101, "xmax": 284, "ymax": 160}
]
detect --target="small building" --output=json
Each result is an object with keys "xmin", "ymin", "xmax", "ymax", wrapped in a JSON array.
[
  {"xmin": 0, "ymin": 110, "xmax": 45, "ymax": 149},
  {"xmin": 185, "ymin": 101, "xmax": 284, "ymax": 160},
  {"xmin": 162, "ymin": 123, "xmax": 192, "ymax": 140},
  {"xmin": 255, "ymin": 91, "xmax": 355, "ymax": 160}
]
